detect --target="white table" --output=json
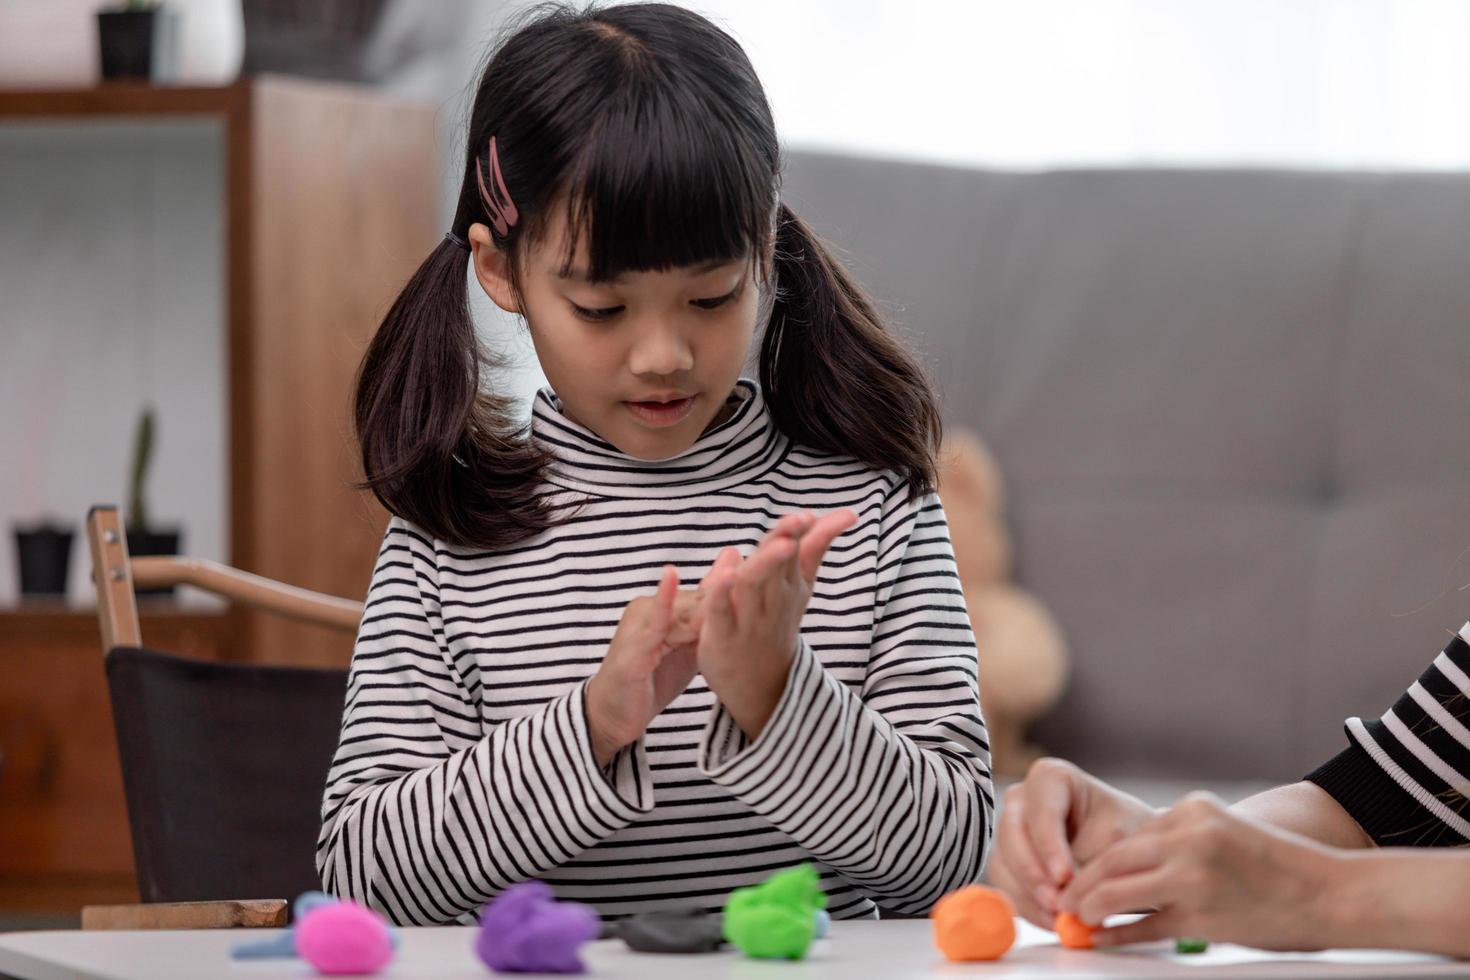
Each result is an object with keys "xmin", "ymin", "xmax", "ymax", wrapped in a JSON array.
[{"xmin": 1, "ymin": 918, "xmax": 1466, "ymax": 980}]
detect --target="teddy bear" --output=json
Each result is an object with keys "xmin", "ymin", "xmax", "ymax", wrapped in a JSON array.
[{"xmin": 937, "ymin": 429, "xmax": 1070, "ymax": 777}]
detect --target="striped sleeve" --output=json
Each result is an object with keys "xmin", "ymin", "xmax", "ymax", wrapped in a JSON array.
[
  {"xmin": 1305, "ymin": 622, "xmax": 1470, "ymax": 847},
  {"xmin": 315, "ymin": 518, "xmax": 655, "ymax": 925},
  {"xmin": 698, "ymin": 485, "xmax": 995, "ymax": 914}
]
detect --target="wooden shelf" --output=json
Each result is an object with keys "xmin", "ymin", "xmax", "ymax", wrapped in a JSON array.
[
  {"xmin": 0, "ymin": 74, "xmax": 435, "ymax": 914},
  {"xmin": 1, "ymin": 73, "xmax": 429, "ymax": 668},
  {"xmin": 0, "ymin": 76, "xmax": 434, "ymax": 121},
  {"xmin": 0, "ymin": 81, "xmax": 246, "ymax": 119}
]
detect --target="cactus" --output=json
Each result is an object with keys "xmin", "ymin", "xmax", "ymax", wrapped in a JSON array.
[{"xmin": 126, "ymin": 407, "xmax": 155, "ymax": 532}]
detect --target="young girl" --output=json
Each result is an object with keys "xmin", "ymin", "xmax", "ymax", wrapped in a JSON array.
[
  {"xmin": 315, "ymin": 2, "xmax": 993, "ymax": 926},
  {"xmin": 992, "ymin": 622, "xmax": 1470, "ymax": 958}
]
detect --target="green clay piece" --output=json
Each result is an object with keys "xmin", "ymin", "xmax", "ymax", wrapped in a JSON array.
[
  {"xmin": 1175, "ymin": 937, "xmax": 1209, "ymax": 954},
  {"xmin": 722, "ymin": 864, "xmax": 828, "ymax": 960}
]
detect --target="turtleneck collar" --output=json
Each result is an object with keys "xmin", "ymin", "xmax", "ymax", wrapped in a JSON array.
[{"xmin": 530, "ymin": 378, "xmax": 789, "ymax": 499}]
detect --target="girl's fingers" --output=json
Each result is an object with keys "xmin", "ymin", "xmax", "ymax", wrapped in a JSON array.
[
  {"xmin": 740, "ymin": 534, "xmax": 796, "ymax": 587},
  {"xmin": 669, "ymin": 589, "xmax": 707, "ymax": 642},
  {"xmin": 748, "ymin": 512, "xmax": 814, "ymax": 570},
  {"xmin": 703, "ymin": 568, "xmax": 737, "ymax": 638},
  {"xmin": 736, "ymin": 537, "xmax": 792, "ymax": 613},
  {"xmin": 767, "ymin": 510, "xmax": 816, "ymax": 543},
  {"xmin": 798, "ymin": 509, "xmax": 858, "ymax": 583},
  {"xmin": 749, "ymin": 534, "xmax": 803, "ymax": 620},
  {"xmin": 700, "ymin": 546, "xmax": 741, "ymax": 591},
  {"xmin": 651, "ymin": 565, "xmax": 678, "ymax": 636}
]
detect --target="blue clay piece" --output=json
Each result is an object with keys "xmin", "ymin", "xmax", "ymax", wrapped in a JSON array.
[
  {"xmin": 230, "ymin": 930, "xmax": 298, "ymax": 959},
  {"xmin": 813, "ymin": 908, "xmax": 831, "ymax": 939},
  {"xmin": 295, "ymin": 891, "xmax": 338, "ymax": 920}
]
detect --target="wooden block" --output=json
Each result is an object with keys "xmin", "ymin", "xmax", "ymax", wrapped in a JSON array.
[{"xmin": 80, "ymin": 899, "xmax": 287, "ymax": 930}]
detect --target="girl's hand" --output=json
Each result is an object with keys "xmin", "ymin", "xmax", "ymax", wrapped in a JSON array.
[
  {"xmin": 586, "ymin": 565, "xmax": 700, "ymax": 767},
  {"xmin": 1058, "ymin": 791, "xmax": 1341, "ymax": 951},
  {"xmin": 697, "ymin": 508, "xmax": 857, "ymax": 740},
  {"xmin": 990, "ymin": 758, "xmax": 1157, "ymax": 928}
]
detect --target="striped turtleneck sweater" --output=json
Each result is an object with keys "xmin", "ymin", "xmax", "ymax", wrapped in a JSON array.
[
  {"xmin": 1307, "ymin": 621, "xmax": 1470, "ymax": 847},
  {"xmin": 316, "ymin": 379, "xmax": 994, "ymax": 925}
]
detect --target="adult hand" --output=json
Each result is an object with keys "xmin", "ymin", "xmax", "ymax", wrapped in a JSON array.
[
  {"xmin": 1058, "ymin": 791, "xmax": 1341, "ymax": 951},
  {"xmin": 990, "ymin": 758, "xmax": 1157, "ymax": 928}
]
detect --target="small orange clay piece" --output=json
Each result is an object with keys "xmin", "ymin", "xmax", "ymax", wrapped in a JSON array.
[
  {"xmin": 1054, "ymin": 911, "xmax": 1096, "ymax": 949},
  {"xmin": 931, "ymin": 885, "xmax": 1016, "ymax": 962}
]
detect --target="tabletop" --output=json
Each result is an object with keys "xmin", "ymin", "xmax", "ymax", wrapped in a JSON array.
[{"xmin": 1, "ymin": 917, "xmax": 1466, "ymax": 980}]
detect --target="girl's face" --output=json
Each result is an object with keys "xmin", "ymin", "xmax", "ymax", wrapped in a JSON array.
[{"xmin": 470, "ymin": 204, "xmax": 763, "ymax": 461}]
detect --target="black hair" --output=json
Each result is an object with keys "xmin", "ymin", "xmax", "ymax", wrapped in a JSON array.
[{"xmin": 355, "ymin": 1, "xmax": 943, "ymax": 548}]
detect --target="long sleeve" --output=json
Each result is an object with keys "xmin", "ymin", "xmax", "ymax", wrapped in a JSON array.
[
  {"xmin": 1305, "ymin": 621, "xmax": 1470, "ymax": 847},
  {"xmin": 697, "ymin": 483, "xmax": 994, "ymax": 914},
  {"xmin": 316, "ymin": 519, "xmax": 656, "ymax": 925}
]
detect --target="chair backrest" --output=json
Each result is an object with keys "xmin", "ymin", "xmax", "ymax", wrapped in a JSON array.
[{"xmin": 105, "ymin": 646, "xmax": 347, "ymax": 903}]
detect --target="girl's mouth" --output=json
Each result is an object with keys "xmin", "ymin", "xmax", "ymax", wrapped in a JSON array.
[{"xmin": 624, "ymin": 395, "xmax": 697, "ymax": 428}]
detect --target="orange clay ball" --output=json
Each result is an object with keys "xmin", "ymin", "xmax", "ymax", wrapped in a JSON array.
[
  {"xmin": 931, "ymin": 885, "xmax": 1017, "ymax": 962},
  {"xmin": 1054, "ymin": 911, "xmax": 1096, "ymax": 949}
]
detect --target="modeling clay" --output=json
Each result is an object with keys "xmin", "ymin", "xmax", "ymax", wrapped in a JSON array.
[
  {"xmin": 722, "ymin": 864, "xmax": 827, "ymax": 960},
  {"xmin": 1054, "ymin": 911, "xmax": 1095, "ymax": 949},
  {"xmin": 608, "ymin": 907, "xmax": 727, "ymax": 953},
  {"xmin": 476, "ymin": 880, "xmax": 601, "ymax": 974},
  {"xmin": 295, "ymin": 900, "xmax": 395, "ymax": 975},
  {"xmin": 931, "ymin": 884, "xmax": 1016, "ymax": 962}
]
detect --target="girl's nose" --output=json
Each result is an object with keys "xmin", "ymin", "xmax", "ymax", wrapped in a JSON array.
[{"xmin": 627, "ymin": 324, "xmax": 694, "ymax": 377}]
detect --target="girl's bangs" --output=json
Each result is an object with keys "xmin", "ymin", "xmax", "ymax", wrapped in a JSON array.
[{"xmin": 555, "ymin": 105, "xmax": 773, "ymax": 284}]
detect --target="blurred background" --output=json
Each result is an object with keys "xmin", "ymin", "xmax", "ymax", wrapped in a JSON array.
[{"xmin": 2, "ymin": 0, "xmax": 1469, "ymax": 928}]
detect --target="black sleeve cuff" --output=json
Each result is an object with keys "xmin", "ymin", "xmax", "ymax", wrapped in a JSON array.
[{"xmin": 1305, "ymin": 740, "xmax": 1466, "ymax": 848}]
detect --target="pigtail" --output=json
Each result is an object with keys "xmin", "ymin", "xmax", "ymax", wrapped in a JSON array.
[
  {"xmin": 760, "ymin": 203, "xmax": 943, "ymax": 499},
  {"xmin": 353, "ymin": 236, "xmax": 558, "ymax": 549}
]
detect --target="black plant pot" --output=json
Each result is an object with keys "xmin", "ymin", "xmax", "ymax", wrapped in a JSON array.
[
  {"xmin": 127, "ymin": 527, "xmax": 183, "ymax": 597},
  {"xmin": 14, "ymin": 524, "xmax": 74, "ymax": 597},
  {"xmin": 97, "ymin": 8, "xmax": 178, "ymax": 82}
]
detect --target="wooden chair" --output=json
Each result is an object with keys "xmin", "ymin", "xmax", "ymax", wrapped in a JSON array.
[{"xmin": 81, "ymin": 505, "xmax": 361, "ymax": 930}]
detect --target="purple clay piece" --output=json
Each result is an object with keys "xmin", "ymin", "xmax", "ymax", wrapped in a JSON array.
[
  {"xmin": 477, "ymin": 880, "xmax": 601, "ymax": 974},
  {"xmin": 611, "ymin": 907, "xmax": 726, "ymax": 954}
]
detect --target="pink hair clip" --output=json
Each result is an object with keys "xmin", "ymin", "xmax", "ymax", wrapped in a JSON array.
[{"xmin": 477, "ymin": 135, "xmax": 520, "ymax": 237}]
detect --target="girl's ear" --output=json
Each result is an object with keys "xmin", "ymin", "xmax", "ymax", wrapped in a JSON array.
[{"xmin": 467, "ymin": 221, "xmax": 521, "ymax": 314}]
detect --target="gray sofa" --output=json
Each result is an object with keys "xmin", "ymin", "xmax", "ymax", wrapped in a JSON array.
[{"xmin": 783, "ymin": 152, "xmax": 1470, "ymax": 784}]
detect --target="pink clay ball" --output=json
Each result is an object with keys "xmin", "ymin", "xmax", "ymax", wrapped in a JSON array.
[{"xmin": 296, "ymin": 902, "xmax": 395, "ymax": 976}]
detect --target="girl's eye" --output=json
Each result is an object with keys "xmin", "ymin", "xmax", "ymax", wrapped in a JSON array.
[
  {"xmin": 692, "ymin": 288, "xmax": 739, "ymax": 310},
  {"xmin": 570, "ymin": 286, "xmax": 739, "ymax": 321},
  {"xmin": 571, "ymin": 303, "xmax": 624, "ymax": 322}
]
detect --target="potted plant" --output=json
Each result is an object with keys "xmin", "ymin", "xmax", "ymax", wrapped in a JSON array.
[
  {"xmin": 97, "ymin": 0, "xmax": 178, "ymax": 82},
  {"xmin": 12, "ymin": 518, "xmax": 74, "ymax": 597},
  {"xmin": 124, "ymin": 407, "xmax": 182, "ymax": 596}
]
